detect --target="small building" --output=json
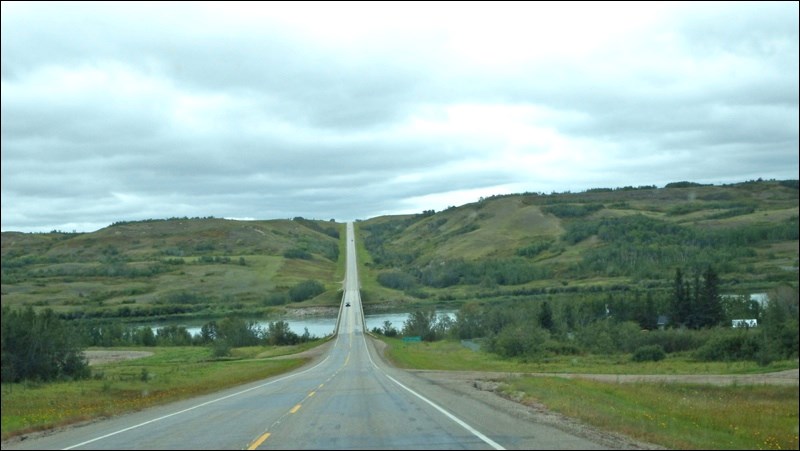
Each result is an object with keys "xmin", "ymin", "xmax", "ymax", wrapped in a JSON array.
[
  {"xmin": 731, "ymin": 319, "xmax": 758, "ymax": 328},
  {"xmin": 750, "ymin": 293, "xmax": 769, "ymax": 308}
]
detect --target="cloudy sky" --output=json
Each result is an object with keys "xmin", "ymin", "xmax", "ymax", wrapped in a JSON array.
[{"xmin": 2, "ymin": 1, "xmax": 798, "ymax": 233}]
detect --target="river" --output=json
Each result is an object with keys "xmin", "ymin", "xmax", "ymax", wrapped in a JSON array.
[{"xmin": 152, "ymin": 310, "xmax": 457, "ymax": 339}]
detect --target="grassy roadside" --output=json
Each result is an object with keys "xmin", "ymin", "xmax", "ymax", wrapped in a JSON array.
[
  {"xmin": 0, "ymin": 341, "xmax": 326, "ymax": 441},
  {"xmin": 379, "ymin": 336, "xmax": 799, "ymax": 450},
  {"xmin": 2, "ymin": 336, "xmax": 797, "ymax": 449},
  {"xmin": 379, "ymin": 338, "xmax": 798, "ymax": 374},
  {"xmin": 504, "ymin": 377, "xmax": 798, "ymax": 450}
]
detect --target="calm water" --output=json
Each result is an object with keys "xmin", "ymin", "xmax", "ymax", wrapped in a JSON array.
[{"xmin": 153, "ymin": 310, "xmax": 456, "ymax": 339}]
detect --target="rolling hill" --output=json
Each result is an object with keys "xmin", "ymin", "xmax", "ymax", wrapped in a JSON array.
[
  {"xmin": 357, "ymin": 179, "xmax": 798, "ymax": 305},
  {"xmin": 1, "ymin": 180, "xmax": 797, "ymax": 320},
  {"xmin": 1, "ymin": 217, "xmax": 344, "ymax": 321}
]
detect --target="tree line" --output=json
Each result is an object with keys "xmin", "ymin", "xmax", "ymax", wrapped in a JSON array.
[
  {"xmin": 1, "ymin": 308, "xmax": 322, "ymax": 383},
  {"xmin": 372, "ymin": 280, "xmax": 798, "ymax": 365}
]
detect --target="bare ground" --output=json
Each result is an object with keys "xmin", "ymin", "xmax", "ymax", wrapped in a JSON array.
[{"xmin": 84, "ymin": 350, "xmax": 154, "ymax": 365}]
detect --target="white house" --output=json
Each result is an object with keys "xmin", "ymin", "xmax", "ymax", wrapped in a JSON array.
[{"xmin": 731, "ymin": 319, "xmax": 758, "ymax": 328}]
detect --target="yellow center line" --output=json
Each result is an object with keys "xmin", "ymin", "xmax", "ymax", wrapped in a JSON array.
[
  {"xmin": 308, "ymin": 391, "xmax": 315, "ymax": 397},
  {"xmin": 247, "ymin": 432, "xmax": 270, "ymax": 450},
  {"xmin": 290, "ymin": 404, "xmax": 302, "ymax": 414}
]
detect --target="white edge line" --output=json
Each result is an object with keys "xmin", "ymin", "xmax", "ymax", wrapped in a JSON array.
[
  {"xmin": 63, "ymin": 355, "xmax": 330, "ymax": 450},
  {"xmin": 361, "ymin": 331, "xmax": 505, "ymax": 450}
]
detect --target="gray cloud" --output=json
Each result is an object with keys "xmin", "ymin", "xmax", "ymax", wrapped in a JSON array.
[{"xmin": 2, "ymin": 2, "xmax": 797, "ymax": 232}]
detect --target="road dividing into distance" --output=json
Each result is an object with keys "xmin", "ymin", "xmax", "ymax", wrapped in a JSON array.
[{"xmin": 5, "ymin": 222, "xmax": 607, "ymax": 450}]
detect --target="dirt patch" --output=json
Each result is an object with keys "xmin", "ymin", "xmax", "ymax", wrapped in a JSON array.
[
  {"xmin": 268, "ymin": 340, "xmax": 334, "ymax": 361},
  {"xmin": 84, "ymin": 350, "xmax": 153, "ymax": 366},
  {"xmin": 283, "ymin": 306, "xmax": 339, "ymax": 318},
  {"xmin": 408, "ymin": 368, "xmax": 800, "ymax": 387}
]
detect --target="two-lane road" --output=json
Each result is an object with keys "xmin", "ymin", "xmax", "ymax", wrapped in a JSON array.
[{"xmin": 4, "ymin": 222, "xmax": 609, "ymax": 450}]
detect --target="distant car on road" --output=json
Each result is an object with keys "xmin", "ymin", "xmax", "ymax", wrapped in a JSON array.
[{"xmin": 345, "ymin": 302, "xmax": 351, "ymax": 307}]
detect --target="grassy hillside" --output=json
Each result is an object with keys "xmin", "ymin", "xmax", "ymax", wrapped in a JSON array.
[
  {"xmin": 3, "ymin": 180, "xmax": 797, "ymax": 318},
  {"xmin": 1, "ymin": 217, "xmax": 344, "ymax": 321},
  {"xmin": 357, "ymin": 180, "xmax": 799, "ymax": 306}
]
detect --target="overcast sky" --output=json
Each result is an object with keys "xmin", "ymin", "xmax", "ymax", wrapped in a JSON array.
[{"xmin": 2, "ymin": 1, "xmax": 798, "ymax": 233}]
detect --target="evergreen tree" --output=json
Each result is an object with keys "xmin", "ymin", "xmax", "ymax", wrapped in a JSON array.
[
  {"xmin": 538, "ymin": 301, "xmax": 555, "ymax": 332},
  {"xmin": 698, "ymin": 266, "xmax": 723, "ymax": 328},
  {"xmin": 634, "ymin": 291, "xmax": 659, "ymax": 330},
  {"xmin": 671, "ymin": 268, "xmax": 689, "ymax": 326},
  {"xmin": 689, "ymin": 270, "xmax": 702, "ymax": 329},
  {"xmin": 560, "ymin": 302, "xmax": 577, "ymax": 332},
  {"xmin": 139, "ymin": 326, "xmax": 156, "ymax": 346}
]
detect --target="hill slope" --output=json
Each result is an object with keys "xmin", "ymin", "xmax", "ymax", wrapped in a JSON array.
[
  {"xmin": 357, "ymin": 180, "xmax": 798, "ymax": 304},
  {"xmin": 2, "ymin": 180, "xmax": 797, "ymax": 317},
  {"xmin": 1, "ymin": 217, "xmax": 343, "ymax": 320}
]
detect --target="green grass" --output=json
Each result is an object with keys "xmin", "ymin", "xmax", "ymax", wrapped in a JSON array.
[
  {"xmin": 380, "ymin": 338, "xmax": 798, "ymax": 374},
  {"xmin": 378, "ymin": 336, "xmax": 799, "ymax": 450},
  {"xmin": 504, "ymin": 378, "xmax": 798, "ymax": 450},
  {"xmin": 0, "ymin": 342, "xmax": 326, "ymax": 441}
]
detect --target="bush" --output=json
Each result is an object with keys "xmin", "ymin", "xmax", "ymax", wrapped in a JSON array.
[
  {"xmin": 377, "ymin": 270, "xmax": 417, "ymax": 290},
  {"xmin": 694, "ymin": 330, "xmax": 762, "ymax": 362},
  {"xmin": 264, "ymin": 293, "xmax": 288, "ymax": 306},
  {"xmin": 637, "ymin": 328, "xmax": 710, "ymax": 353},
  {"xmin": 488, "ymin": 324, "xmax": 550, "ymax": 358},
  {"xmin": 266, "ymin": 320, "xmax": 299, "ymax": 345},
  {"xmin": 632, "ymin": 344, "xmax": 666, "ymax": 362},
  {"xmin": 283, "ymin": 248, "xmax": 312, "ymax": 260},
  {"xmin": 212, "ymin": 340, "xmax": 232, "ymax": 357},
  {"xmin": 288, "ymin": 280, "xmax": 325, "ymax": 302},
  {"xmin": 216, "ymin": 317, "xmax": 262, "ymax": 347},
  {"xmin": 1, "ymin": 306, "xmax": 90, "ymax": 382}
]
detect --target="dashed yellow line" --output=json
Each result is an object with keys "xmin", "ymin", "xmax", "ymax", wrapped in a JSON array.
[
  {"xmin": 247, "ymin": 432, "xmax": 270, "ymax": 450},
  {"xmin": 247, "ymin": 366, "xmax": 342, "ymax": 448}
]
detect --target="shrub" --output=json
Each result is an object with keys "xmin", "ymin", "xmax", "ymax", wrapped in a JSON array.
[
  {"xmin": 212, "ymin": 340, "xmax": 232, "ymax": 357},
  {"xmin": 283, "ymin": 248, "xmax": 312, "ymax": 260},
  {"xmin": 488, "ymin": 324, "xmax": 550, "ymax": 358},
  {"xmin": 632, "ymin": 344, "xmax": 666, "ymax": 362},
  {"xmin": 264, "ymin": 293, "xmax": 288, "ymax": 306},
  {"xmin": 377, "ymin": 270, "xmax": 417, "ymax": 290},
  {"xmin": 694, "ymin": 330, "xmax": 762, "ymax": 362},
  {"xmin": 637, "ymin": 328, "xmax": 710, "ymax": 353},
  {"xmin": 1, "ymin": 306, "xmax": 90, "ymax": 382},
  {"xmin": 288, "ymin": 280, "xmax": 325, "ymax": 302}
]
